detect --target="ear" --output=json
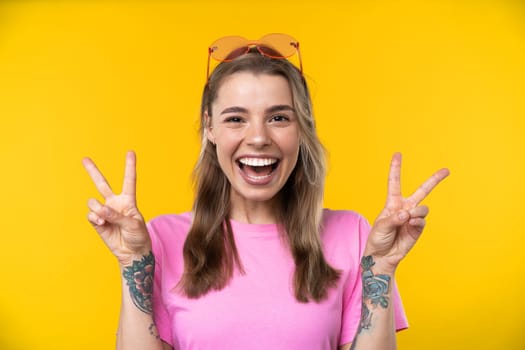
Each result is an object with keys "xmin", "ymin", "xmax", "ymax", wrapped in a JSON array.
[{"xmin": 204, "ymin": 110, "xmax": 215, "ymax": 145}]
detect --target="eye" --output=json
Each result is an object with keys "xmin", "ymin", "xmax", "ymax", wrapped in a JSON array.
[
  {"xmin": 224, "ymin": 116, "xmax": 243, "ymax": 123},
  {"xmin": 270, "ymin": 114, "xmax": 290, "ymax": 122}
]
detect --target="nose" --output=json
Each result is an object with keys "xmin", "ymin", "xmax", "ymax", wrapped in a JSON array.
[{"xmin": 246, "ymin": 120, "xmax": 271, "ymax": 147}]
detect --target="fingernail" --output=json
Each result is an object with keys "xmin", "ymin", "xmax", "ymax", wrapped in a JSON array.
[
  {"xmin": 97, "ymin": 218, "xmax": 105, "ymax": 225},
  {"xmin": 398, "ymin": 211, "xmax": 409, "ymax": 220}
]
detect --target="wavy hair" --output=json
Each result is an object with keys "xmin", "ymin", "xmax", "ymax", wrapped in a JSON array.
[{"xmin": 180, "ymin": 51, "xmax": 340, "ymax": 302}]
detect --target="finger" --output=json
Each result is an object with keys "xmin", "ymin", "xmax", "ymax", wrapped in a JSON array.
[
  {"xmin": 407, "ymin": 168, "xmax": 450, "ymax": 206},
  {"xmin": 99, "ymin": 205, "xmax": 127, "ymax": 226},
  {"xmin": 87, "ymin": 198, "xmax": 116, "ymax": 222},
  {"xmin": 87, "ymin": 198, "xmax": 107, "ymax": 224},
  {"xmin": 408, "ymin": 205, "xmax": 429, "ymax": 218},
  {"xmin": 82, "ymin": 157, "xmax": 114, "ymax": 199},
  {"xmin": 374, "ymin": 209, "xmax": 410, "ymax": 234},
  {"xmin": 408, "ymin": 217, "xmax": 426, "ymax": 229},
  {"xmin": 87, "ymin": 197, "xmax": 103, "ymax": 212},
  {"xmin": 95, "ymin": 202, "xmax": 141, "ymax": 230},
  {"xmin": 386, "ymin": 152, "xmax": 402, "ymax": 205},
  {"xmin": 87, "ymin": 211, "xmax": 105, "ymax": 226},
  {"xmin": 122, "ymin": 150, "xmax": 136, "ymax": 197},
  {"xmin": 87, "ymin": 197, "xmax": 143, "ymax": 229}
]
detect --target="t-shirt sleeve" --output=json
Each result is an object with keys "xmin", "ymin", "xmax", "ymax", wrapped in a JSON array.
[
  {"xmin": 148, "ymin": 220, "xmax": 173, "ymax": 346},
  {"xmin": 339, "ymin": 214, "xmax": 409, "ymax": 346}
]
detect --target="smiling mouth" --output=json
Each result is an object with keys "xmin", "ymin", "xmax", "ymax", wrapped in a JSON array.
[{"xmin": 237, "ymin": 157, "xmax": 280, "ymax": 179}]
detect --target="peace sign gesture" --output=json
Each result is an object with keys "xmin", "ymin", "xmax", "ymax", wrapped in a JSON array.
[
  {"xmin": 365, "ymin": 153, "xmax": 450, "ymax": 273},
  {"xmin": 82, "ymin": 151, "xmax": 151, "ymax": 266}
]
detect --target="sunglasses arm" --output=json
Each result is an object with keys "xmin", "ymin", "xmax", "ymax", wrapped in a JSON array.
[
  {"xmin": 206, "ymin": 47, "xmax": 213, "ymax": 80},
  {"xmin": 294, "ymin": 42, "xmax": 303, "ymax": 73},
  {"xmin": 290, "ymin": 41, "xmax": 303, "ymax": 74}
]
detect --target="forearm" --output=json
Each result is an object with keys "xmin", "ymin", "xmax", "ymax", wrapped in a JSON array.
[
  {"xmin": 349, "ymin": 255, "xmax": 396, "ymax": 350},
  {"xmin": 116, "ymin": 252, "xmax": 164, "ymax": 350}
]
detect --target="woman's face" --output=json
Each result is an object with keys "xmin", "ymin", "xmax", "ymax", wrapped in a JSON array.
[{"xmin": 207, "ymin": 72, "xmax": 300, "ymax": 212}]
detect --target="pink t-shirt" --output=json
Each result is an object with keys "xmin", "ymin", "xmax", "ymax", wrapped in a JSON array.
[{"xmin": 148, "ymin": 209, "xmax": 408, "ymax": 349}]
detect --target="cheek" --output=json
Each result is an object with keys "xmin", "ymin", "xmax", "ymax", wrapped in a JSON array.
[
  {"xmin": 215, "ymin": 127, "xmax": 246, "ymax": 148},
  {"xmin": 213, "ymin": 134, "xmax": 240, "ymax": 169},
  {"xmin": 215, "ymin": 144, "xmax": 231, "ymax": 163},
  {"xmin": 280, "ymin": 130, "xmax": 301, "ymax": 157},
  {"xmin": 215, "ymin": 132, "xmax": 236, "ymax": 152},
  {"xmin": 214, "ymin": 146, "xmax": 235, "ymax": 179}
]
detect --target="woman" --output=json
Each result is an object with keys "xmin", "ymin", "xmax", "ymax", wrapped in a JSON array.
[{"xmin": 83, "ymin": 34, "xmax": 449, "ymax": 350}]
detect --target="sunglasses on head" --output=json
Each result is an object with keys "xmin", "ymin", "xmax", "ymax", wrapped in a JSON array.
[{"xmin": 206, "ymin": 33, "xmax": 303, "ymax": 79}]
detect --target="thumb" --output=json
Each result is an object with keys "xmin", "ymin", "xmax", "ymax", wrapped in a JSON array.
[
  {"xmin": 99, "ymin": 204, "xmax": 143, "ymax": 231},
  {"xmin": 374, "ymin": 210, "xmax": 410, "ymax": 234}
]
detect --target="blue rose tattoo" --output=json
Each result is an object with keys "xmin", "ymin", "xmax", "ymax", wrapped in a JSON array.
[
  {"xmin": 361, "ymin": 255, "xmax": 391, "ymax": 309},
  {"xmin": 350, "ymin": 256, "xmax": 392, "ymax": 349},
  {"xmin": 357, "ymin": 256, "xmax": 391, "ymax": 333}
]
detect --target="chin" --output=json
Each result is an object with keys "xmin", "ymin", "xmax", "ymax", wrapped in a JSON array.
[{"xmin": 231, "ymin": 185, "xmax": 282, "ymax": 204}]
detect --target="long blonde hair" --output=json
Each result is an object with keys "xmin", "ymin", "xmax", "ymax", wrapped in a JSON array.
[{"xmin": 180, "ymin": 52, "xmax": 340, "ymax": 302}]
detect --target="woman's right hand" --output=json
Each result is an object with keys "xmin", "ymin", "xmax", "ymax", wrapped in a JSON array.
[{"xmin": 83, "ymin": 151, "xmax": 151, "ymax": 266}]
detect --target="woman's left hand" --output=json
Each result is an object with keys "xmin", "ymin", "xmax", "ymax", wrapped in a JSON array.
[{"xmin": 364, "ymin": 153, "xmax": 450, "ymax": 273}]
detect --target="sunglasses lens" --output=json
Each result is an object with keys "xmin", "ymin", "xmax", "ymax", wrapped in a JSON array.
[
  {"xmin": 258, "ymin": 33, "xmax": 298, "ymax": 58},
  {"xmin": 209, "ymin": 36, "xmax": 249, "ymax": 61}
]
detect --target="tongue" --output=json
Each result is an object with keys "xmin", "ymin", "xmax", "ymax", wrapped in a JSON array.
[{"xmin": 243, "ymin": 165, "xmax": 273, "ymax": 177}]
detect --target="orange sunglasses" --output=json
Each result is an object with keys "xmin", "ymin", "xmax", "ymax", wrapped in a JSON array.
[{"xmin": 206, "ymin": 33, "xmax": 303, "ymax": 79}]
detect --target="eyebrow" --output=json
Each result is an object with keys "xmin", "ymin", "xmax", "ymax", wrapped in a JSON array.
[{"xmin": 220, "ymin": 105, "xmax": 295, "ymax": 115}]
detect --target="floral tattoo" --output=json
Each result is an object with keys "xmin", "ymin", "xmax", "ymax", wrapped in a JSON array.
[
  {"xmin": 350, "ymin": 256, "xmax": 392, "ymax": 349},
  {"xmin": 357, "ymin": 255, "xmax": 391, "ymax": 333},
  {"xmin": 122, "ymin": 252, "xmax": 155, "ymax": 314}
]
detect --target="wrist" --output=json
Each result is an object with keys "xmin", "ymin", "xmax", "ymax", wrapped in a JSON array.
[
  {"xmin": 360, "ymin": 253, "xmax": 397, "ymax": 276},
  {"xmin": 120, "ymin": 251, "xmax": 155, "ymax": 315},
  {"xmin": 119, "ymin": 249, "xmax": 153, "ymax": 268}
]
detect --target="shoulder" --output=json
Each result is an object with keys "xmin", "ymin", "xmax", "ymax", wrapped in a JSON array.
[
  {"xmin": 321, "ymin": 208, "xmax": 370, "ymax": 237},
  {"xmin": 320, "ymin": 209, "xmax": 371, "ymax": 265},
  {"xmin": 148, "ymin": 212, "xmax": 193, "ymax": 233},
  {"xmin": 147, "ymin": 212, "xmax": 193, "ymax": 251}
]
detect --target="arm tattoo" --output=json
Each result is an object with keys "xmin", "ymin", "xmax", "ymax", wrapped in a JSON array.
[
  {"xmin": 122, "ymin": 252, "xmax": 155, "ymax": 314},
  {"xmin": 149, "ymin": 322, "xmax": 160, "ymax": 340},
  {"xmin": 361, "ymin": 254, "xmax": 391, "ymax": 306},
  {"xmin": 350, "ymin": 255, "xmax": 392, "ymax": 349}
]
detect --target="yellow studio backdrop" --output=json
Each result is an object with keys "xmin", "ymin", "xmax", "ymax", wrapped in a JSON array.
[{"xmin": 0, "ymin": 0, "xmax": 523, "ymax": 349}]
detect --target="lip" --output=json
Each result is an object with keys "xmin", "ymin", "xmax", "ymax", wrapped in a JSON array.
[{"xmin": 235, "ymin": 154, "xmax": 281, "ymax": 162}]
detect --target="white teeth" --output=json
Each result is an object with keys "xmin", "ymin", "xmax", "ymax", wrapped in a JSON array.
[
  {"xmin": 238, "ymin": 158, "xmax": 278, "ymax": 167},
  {"xmin": 246, "ymin": 174, "xmax": 272, "ymax": 180}
]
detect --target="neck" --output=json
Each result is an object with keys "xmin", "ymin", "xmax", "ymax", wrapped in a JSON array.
[{"xmin": 229, "ymin": 194, "xmax": 280, "ymax": 225}]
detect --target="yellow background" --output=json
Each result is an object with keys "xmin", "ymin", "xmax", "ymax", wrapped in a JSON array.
[{"xmin": 1, "ymin": 0, "xmax": 524, "ymax": 349}]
